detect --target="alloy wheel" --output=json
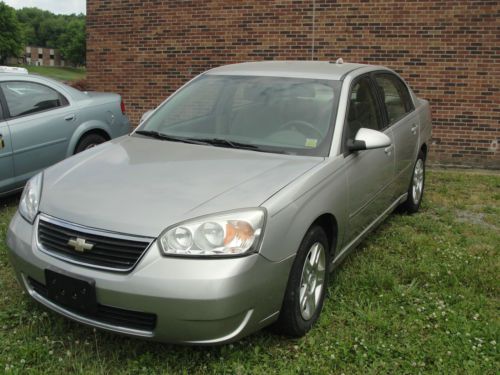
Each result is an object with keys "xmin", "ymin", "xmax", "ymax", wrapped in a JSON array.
[
  {"xmin": 299, "ymin": 242, "xmax": 326, "ymax": 320},
  {"xmin": 412, "ymin": 159, "xmax": 424, "ymax": 204}
]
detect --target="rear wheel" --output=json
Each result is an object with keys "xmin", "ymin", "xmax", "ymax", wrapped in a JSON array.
[
  {"xmin": 400, "ymin": 150, "xmax": 426, "ymax": 214},
  {"xmin": 74, "ymin": 133, "xmax": 108, "ymax": 154},
  {"xmin": 275, "ymin": 225, "xmax": 329, "ymax": 337}
]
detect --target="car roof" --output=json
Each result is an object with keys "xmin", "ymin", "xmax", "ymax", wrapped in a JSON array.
[
  {"xmin": 206, "ymin": 60, "xmax": 384, "ymax": 80},
  {"xmin": 0, "ymin": 72, "xmax": 58, "ymax": 83}
]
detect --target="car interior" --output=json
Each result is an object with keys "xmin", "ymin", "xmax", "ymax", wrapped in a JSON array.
[
  {"xmin": 151, "ymin": 78, "xmax": 336, "ymax": 152},
  {"xmin": 347, "ymin": 78, "xmax": 381, "ymax": 140}
]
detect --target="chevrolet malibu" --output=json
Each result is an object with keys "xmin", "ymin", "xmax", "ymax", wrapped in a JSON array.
[{"xmin": 7, "ymin": 61, "xmax": 432, "ymax": 344}]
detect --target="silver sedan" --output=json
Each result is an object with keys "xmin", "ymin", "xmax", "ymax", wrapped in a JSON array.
[
  {"xmin": 0, "ymin": 71, "xmax": 130, "ymax": 196},
  {"xmin": 6, "ymin": 61, "xmax": 432, "ymax": 344}
]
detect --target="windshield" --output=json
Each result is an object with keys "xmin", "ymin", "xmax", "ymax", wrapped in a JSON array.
[{"xmin": 137, "ymin": 75, "xmax": 341, "ymax": 156}]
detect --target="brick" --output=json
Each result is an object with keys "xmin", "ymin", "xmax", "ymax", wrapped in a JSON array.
[{"xmin": 86, "ymin": 0, "xmax": 499, "ymax": 168}]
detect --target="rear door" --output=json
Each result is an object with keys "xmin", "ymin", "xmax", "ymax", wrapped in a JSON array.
[
  {"xmin": 0, "ymin": 101, "xmax": 15, "ymax": 194},
  {"xmin": 343, "ymin": 75, "xmax": 396, "ymax": 242},
  {"xmin": 0, "ymin": 80, "xmax": 76, "ymax": 181},
  {"xmin": 373, "ymin": 73, "xmax": 419, "ymax": 197}
]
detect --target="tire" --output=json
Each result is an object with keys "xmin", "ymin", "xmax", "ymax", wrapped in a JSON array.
[
  {"xmin": 74, "ymin": 133, "xmax": 108, "ymax": 154},
  {"xmin": 275, "ymin": 225, "xmax": 330, "ymax": 337},
  {"xmin": 400, "ymin": 150, "xmax": 426, "ymax": 214}
]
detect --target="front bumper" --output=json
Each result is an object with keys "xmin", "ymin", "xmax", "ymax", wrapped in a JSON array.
[{"xmin": 6, "ymin": 211, "xmax": 294, "ymax": 344}]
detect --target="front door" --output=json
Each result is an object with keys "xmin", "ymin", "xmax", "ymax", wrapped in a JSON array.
[
  {"xmin": 374, "ymin": 73, "xmax": 419, "ymax": 197},
  {"xmin": 0, "ymin": 117, "xmax": 15, "ymax": 194},
  {"xmin": 343, "ymin": 75, "xmax": 396, "ymax": 242}
]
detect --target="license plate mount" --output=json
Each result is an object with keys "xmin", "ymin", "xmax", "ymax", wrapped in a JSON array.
[{"xmin": 45, "ymin": 268, "xmax": 97, "ymax": 314}]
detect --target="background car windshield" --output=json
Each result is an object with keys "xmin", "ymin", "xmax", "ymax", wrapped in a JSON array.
[{"xmin": 140, "ymin": 75, "xmax": 340, "ymax": 156}]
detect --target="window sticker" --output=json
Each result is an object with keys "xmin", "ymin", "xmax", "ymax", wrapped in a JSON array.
[{"xmin": 305, "ymin": 138, "xmax": 318, "ymax": 148}]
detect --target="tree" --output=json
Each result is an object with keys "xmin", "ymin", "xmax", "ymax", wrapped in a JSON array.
[
  {"xmin": 16, "ymin": 7, "xmax": 55, "ymax": 46},
  {"xmin": 0, "ymin": 2, "xmax": 24, "ymax": 63},
  {"xmin": 58, "ymin": 18, "xmax": 86, "ymax": 66},
  {"xmin": 39, "ymin": 16, "xmax": 67, "ymax": 48},
  {"xmin": 14, "ymin": 6, "xmax": 86, "ymax": 66}
]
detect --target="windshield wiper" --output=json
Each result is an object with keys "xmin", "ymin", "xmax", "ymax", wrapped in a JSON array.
[
  {"xmin": 135, "ymin": 132, "xmax": 286, "ymax": 154},
  {"xmin": 193, "ymin": 138, "xmax": 260, "ymax": 150},
  {"xmin": 194, "ymin": 137, "xmax": 289, "ymax": 154},
  {"xmin": 134, "ymin": 130, "xmax": 209, "ymax": 145}
]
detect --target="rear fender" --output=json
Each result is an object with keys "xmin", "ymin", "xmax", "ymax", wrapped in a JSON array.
[{"xmin": 66, "ymin": 120, "xmax": 112, "ymax": 156}]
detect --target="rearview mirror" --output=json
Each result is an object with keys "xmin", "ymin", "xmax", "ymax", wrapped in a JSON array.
[
  {"xmin": 140, "ymin": 109, "xmax": 154, "ymax": 124},
  {"xmin": 347, "ymin": 128, "xmax": 391, "ymax": 152}
]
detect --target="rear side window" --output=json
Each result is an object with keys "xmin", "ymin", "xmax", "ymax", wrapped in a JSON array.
[
  {"xmin": 346, "ymin": 77, "xmax": 382, "ymax": 139},
  {"xmin": 0, "ymin": 81, "xmax": 68, "ymax": 118},
  {"xmin": 375, "ymin": 74, "xmax": 414, "ymax": 125}
]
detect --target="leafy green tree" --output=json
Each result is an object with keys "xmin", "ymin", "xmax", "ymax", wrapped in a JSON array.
[
  {"xmin": 58, "ymin": 18, "xmax": 86, "ymax": 66},
  {"xmin": 0, "ymin": 2, "xmax": 24, "ymax": 63},
  {"xmin": 14, "ymin": 6, "xmax": 86, "ymax": 66},
  {"xmin": 16, "ymin": 7, "xmax": 52, "ymax": 46},
  {"xmin": 39, "ymin": 16, "xmax": 67, "ymax": 48}
]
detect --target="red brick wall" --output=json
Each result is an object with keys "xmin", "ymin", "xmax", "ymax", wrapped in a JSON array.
[{"xmin": 87, "ymin": 0, "xmax": 499, "ymax": 168}]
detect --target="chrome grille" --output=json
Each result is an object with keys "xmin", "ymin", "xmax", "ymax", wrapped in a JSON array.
[{"xmin": 37, "ymin": 215, "xmax": 153, "ymax": 272}]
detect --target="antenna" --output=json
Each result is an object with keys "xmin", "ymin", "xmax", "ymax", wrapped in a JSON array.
[{"xmin": 336, "ymin": 58, "xmax": 344, "ymax": 64}]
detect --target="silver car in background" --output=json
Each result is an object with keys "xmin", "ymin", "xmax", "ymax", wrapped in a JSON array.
[
  {"xmin": 0, "ymin": 71, "xmax": 130, "ymax": 196},
  {"xmin": 7, "ymin": 61, "xmax": 432, "ymax": 344}
]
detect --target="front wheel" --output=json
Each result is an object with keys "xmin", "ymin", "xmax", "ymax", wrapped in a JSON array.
[
  {"xmin": 275, "ymin": 225, "xmax": 330, "ymax": 337},
  {"xmin": 400, "ymin": 150, "xmax": 426, "ymax": 214}
]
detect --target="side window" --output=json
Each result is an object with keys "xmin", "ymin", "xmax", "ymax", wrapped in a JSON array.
[
  {"xmin": 0, "ymin": 81, "xmax": 67, "ymax": 118},
  {"xmin": 346, "ymin": 77, "xmax": 382, "ymax": 140},
  {"xmin": 375, "ymin": 74, "xmax": 413, "ymax": 125}
]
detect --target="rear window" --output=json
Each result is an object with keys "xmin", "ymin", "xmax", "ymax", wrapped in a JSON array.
[{"xmin": 375, "ymin": 74, "xmax": 414, "ymax": 125}]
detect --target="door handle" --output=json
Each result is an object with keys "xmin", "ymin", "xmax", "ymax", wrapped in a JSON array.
[
  {"xmin": 410, "ymin": 124, "xmax": 418, "ymax": 135},
  {"xmin": 384, "ymin": 145, "xmax": 393, "ymax": 156},
  {"xmin": 0, "ymin": 134, "xmax": 4, "ymax": 149},
  {"xmin": 65, "ymin": 114, "xmax": 75, "ymax": 121}
]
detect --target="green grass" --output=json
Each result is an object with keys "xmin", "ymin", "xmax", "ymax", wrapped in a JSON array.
[
  {"xmin": 0, "ymin": 171, "xmax": 498, "ymax": 374},
  {"xmin": 17, "ymin": 65, "xmax": 86, "ymax": 82}
]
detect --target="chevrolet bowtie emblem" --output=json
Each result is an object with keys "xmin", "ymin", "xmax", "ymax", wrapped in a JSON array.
[{"xmin": 68, "ymin": 237, "xmax": 94, "ymax": 252}]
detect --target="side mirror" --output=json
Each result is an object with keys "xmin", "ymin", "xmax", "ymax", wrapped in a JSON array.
[
  {"xmin": 139, "ymin": 109, "xmax": 154, "ymax": 124},
  {"xmin": 347, "ymin": 128, "xmax": 391, "ymax": 151}
]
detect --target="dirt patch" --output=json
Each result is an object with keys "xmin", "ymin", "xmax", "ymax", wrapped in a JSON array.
[{"xmin": 455, "ymin": 210, "xmax": 498, "ymax": 230}]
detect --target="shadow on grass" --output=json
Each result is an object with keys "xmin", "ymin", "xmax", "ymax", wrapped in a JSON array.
[{"xmin": 0, "ymin": 193, "xmax": 21, "ymax": 209}]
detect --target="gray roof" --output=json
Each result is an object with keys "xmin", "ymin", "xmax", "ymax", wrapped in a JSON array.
[{"xmin": 206, "ymin": 61, "xmax": 371, "ymax": 80}]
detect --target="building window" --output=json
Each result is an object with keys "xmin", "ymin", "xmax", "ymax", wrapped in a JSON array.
[{"xmin": 38, "ymin": 53, "xmax": 43, "ymax": 59}]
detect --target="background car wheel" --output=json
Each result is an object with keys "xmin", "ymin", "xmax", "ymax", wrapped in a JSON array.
[
  {"xmin": 400, "ymin": 150, "xmax": 426, "ymax": 214},
  {"xmin": 74, "ymin": 133, "xmax": 108, "ymax": 154},
  {"xmin": 275, "ymin": 225, "xmax": 330, "ymax": 337}
]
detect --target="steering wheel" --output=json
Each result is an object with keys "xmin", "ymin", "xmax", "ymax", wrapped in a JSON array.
[{"xmin": 279, "ymin": 120, "xmax": 323, "ymax": 139}]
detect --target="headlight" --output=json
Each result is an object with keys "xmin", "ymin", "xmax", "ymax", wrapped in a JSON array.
[
  {"xmin": 158, "ymin": 209, "xmax": 266, "ymax": 257},
  {"xmin": 19, "ymin": 172, "xmax": 43, "ymax": 224}
]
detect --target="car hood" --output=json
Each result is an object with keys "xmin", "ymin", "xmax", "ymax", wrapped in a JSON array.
[{"xmin": 40, "ymin": 136, "xmax": 323, "ymax": 237}]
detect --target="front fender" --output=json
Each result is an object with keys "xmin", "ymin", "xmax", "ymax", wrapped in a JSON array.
[
  {"xmin": 260, "ymin": 156, "xmax": 348, "ymax": 262},
  {"xmin": 65, "ymin": 120, "xmax": 112, "ymax": 157}
]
